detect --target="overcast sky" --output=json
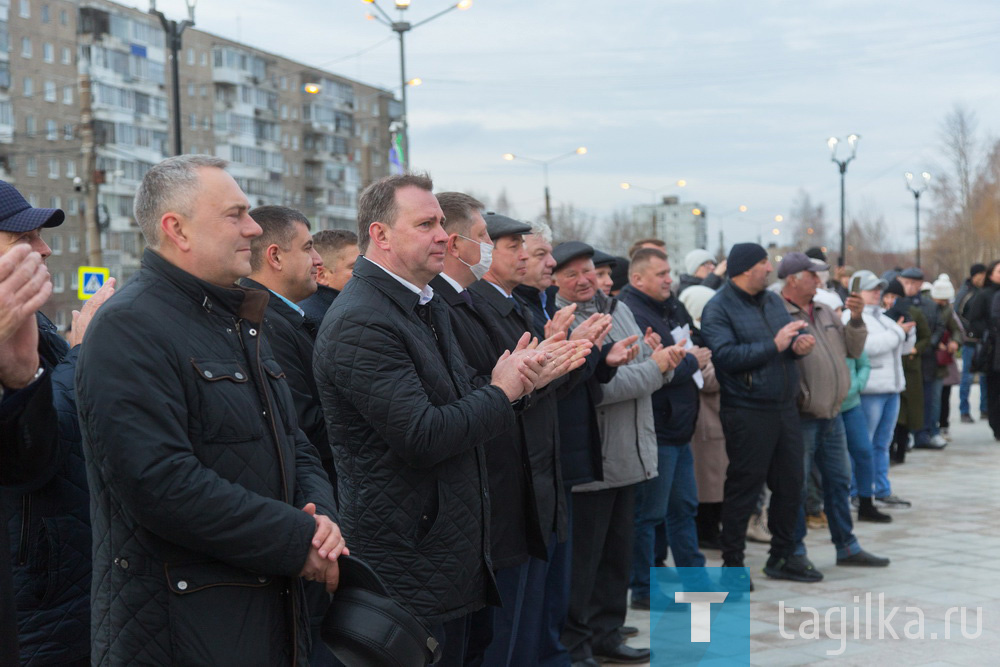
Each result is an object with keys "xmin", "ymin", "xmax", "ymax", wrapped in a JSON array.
[{"xmin": 157, "ymin": 0, "xmax": 1000, "ymax": 252}]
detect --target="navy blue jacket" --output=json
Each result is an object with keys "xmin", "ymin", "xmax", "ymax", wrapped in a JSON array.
[
  {"xmin": 298, "ymin": 284, "xmax": 339, "ymax": 327},
  {"xmin": 618, "ymin": 285, "xmax": 700, "ymax": 445},
  {"xmin": 3, "ymin": 313, "xmax": 90, "ymax": 665},
  {"xmin": 700, "ymin": 282, "xmax": 801, "ymax": 411}
]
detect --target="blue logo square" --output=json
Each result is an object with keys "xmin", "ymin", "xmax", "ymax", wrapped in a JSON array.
[{"xmin": 649, "ymin": 567, "xmax": 752, "ymax": 666}]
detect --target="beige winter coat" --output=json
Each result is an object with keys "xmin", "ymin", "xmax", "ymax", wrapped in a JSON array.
[{"xmin": 691, "ymin": 360, "xmax": 727, "ymax": 503}]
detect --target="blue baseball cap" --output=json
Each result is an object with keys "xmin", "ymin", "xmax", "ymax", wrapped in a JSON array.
[{"xmin": 0, "ymin": 180, "xmax": 64, "ymax": 233}]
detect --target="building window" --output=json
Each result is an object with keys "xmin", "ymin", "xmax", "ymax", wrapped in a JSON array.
[
  {"xmin": 187, "ymin": 82, "xmax": 195, "ymax": 97},
  {"xmin": 23, "ymin": 76, "xmax": 32, "ymax": 96},
  {"xmin": 49, "ymin": 195, "xmax": 61, "ymax": 209},
  {"xmin": 63, "ymin": 123, "xmax": 73, "ymax": 140},
  {"xmin": 61, "ymin": 46, "xmax": 71, "ymax": 65},
  {"xmin": 26, "ymin": 157, "xmax": 36, "ymax": 176},
  {"xmin": 280, "ymin": 76, "xmax": 287, "ymax": 90},
  {"xmin": 66, "ymin": 159, "xmax": 76, "ymax": 177},
  {"xmin": 200, "ymin": 84, "xmax": 207, "ymax": 97},
  {"xmin": 25, "ymin": 115, "xmax": 35, "ymax": 136},
  {"xmin": 21, "ymin": 37, "xmax": 30, "ymax": 58},
  {"xmin": 280, "ymin": 104, "xmax": 287, "ymax": 120},
  {"xmin": 62, "ymin": 86, "xmax": 73, "ymax": 105},
  {"xmin": 19, "ymin": 0, "xmax": 30, "ymax": 19},
  {"xmin": 70, "ymin": 272, "xmax": 78, "ymax": 291},
  {"xmin": 46, "ymin": 119, "xmax": 57, "ymax": 140},
  {"xmin": 59, "ymin": 9, "xmax": 67, "ymax": 25},
  {"xmin": 50, "ymin": 234, "xmax": 62, "ymax": 254},
  {"xmin": 187, "ymin": 48, "xmax": 195, "ymax": 65},
  {"xmin": 202, "ymin": 116, "xmax": 210, "ymax": 130},
  {"xmin": 53, "ymin": 272, "xmax": 65, "ymax": 293},
  {"xmin": 48, "ymin": 158, "xmax": 59, "ymax": 178},
  {"xmin": 69, "ymin": 234, "xmax": 80, "ymax": 252},
  {"xmin": 291, "ymin": 136, "xmax": 298, "ymax": 150},
  {"xmin": 44, "ymin": 80, "xmax": 56, "ymax": 102},
  {"xmin": 43, "ymin": 42, "xmax": 53, "ymax": 63},
  {"xmin": 68, "ymin": 198, "xmax": 79, "ymax": 215},
  {"xmin": 188, "ymin": 113, "xmax": 196, "ymax": 130},
  {"xmin": 41, "ymin": 3, "xmax": 49, "ymax": 22}
]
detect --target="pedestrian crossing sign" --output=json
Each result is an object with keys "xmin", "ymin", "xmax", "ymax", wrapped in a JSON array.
[{"xmin": 78, "ymin": 266, "xmax": 109, "ymax": 300}]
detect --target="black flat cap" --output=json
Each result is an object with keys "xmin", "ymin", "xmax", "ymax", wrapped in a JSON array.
[
  {"xmin": 592, "ymin": 249, "xmax": 617, "ymax": 269},
  {"xmin": 899, "ymin": 267, "xmax": 924, "ymax": 280},
  {"xmin": 483, "ymin": 212, "xmax": 532, "ymax": 241},
  {"xmin": 553, "ymin": 241, "xmax": 595, "ymax": 271}
]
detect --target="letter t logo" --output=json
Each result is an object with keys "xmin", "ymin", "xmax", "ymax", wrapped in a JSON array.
[{"xmin": 675, "ymin": 592, "xmax": 729, "ymax": 642}]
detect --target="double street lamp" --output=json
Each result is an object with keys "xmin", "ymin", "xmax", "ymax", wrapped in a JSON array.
[
  {"xmin": 503, "ymin": 147, "xmax": 587, "ymax": 227},
  {"xmin": 905, "ymin": 171, "xmax": 931, "ymax": 267},
  {"xmin": 827, "ymin": 134, "xmax": 860, "ymax": 266},
  {"xmin": 362, "ymin": 0, "xmax": 472, "ymax": 171},
  {"xmin": 150, "ymin": 0, "xmax": 196, "ymax": 157}
]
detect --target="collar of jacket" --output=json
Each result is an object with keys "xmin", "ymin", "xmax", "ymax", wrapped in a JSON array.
[
  {"xmin": 312, "ymin": 283, "xmax": 340, "ymax": 305},
  {"xmin": 352, "ymin": 256, "xmax": 423, "ymax": 313},
  {"xmin": 728, "ymin": 281, "xmax": 767, "ymax": 306},
  {"xmin": 429, "ymin": 274, "xmax": 466, "ymax": 307},
  {"xmin": 513, "ymin": 283, "xmax": 540, "ymax": 305},
  {"xmin": 238, "ymin": 277, "xmax": 307, "ymax": 328},
  {"xmin": 619, "ymin": 283, "xmax": 674, "ymax": 315},
  {"xmin": 142, "ymin": 248, "xmax": 268, "ymax": 323},
  {"xmin": 470, "ymin": 279, "xmax": 519, "ymax": 317}
]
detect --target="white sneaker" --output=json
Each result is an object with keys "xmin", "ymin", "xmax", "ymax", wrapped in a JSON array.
[
  {"xmin": 929, "ymin": 434, "xmax": 948, "ymax": 447},
  {"xmin": 746, "ymin": 511, "xmax": 771, "ymax": 543}
]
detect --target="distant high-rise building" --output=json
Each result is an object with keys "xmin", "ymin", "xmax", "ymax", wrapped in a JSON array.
[
  {"xmin": 1, "ymin": 0, "xmax": 396, "ymax": 330},
  {"xmin": 631, "ymin": 195, "xmax": 707, "ymax": 271}
]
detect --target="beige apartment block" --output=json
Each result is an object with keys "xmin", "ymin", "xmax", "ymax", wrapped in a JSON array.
[{"xmin": 1, "ymin": 0, "xmax": 395, "ymax": 330}]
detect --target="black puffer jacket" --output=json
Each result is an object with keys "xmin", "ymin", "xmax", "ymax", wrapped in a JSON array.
[
  {"xmin": 3, "ymin": 313, "xmax": 90, "ymax": 665},
  {"xmin": 676, "ymin": 272, "xmax": 724, "ymax": 295},
  {"xmin": 314, "ymin": 258, "xmax": 511, "ymax": 624},
  {"xmin": 77, "ymin": 250, "xmax": 336, "ymax": 667},
  {"xmin": 700, "ymin": 282, "xmax": 801, "ymax": 410}
]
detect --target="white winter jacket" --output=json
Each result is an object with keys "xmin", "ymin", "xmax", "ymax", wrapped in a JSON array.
[{"xmin": 843, "ymin": 305, "xmax": 913, "ymax": 394}]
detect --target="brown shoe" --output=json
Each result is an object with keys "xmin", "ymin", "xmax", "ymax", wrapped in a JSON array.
[{"xmin": 806, "ymin": 511, "xmax": 828, "ymax": 530}]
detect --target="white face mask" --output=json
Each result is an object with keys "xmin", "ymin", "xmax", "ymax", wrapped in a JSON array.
[{"xmin": 457, "ymin": 235, "xmax": 493, "ymax": 281}]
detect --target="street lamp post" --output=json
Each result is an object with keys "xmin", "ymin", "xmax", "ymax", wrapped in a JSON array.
[
  {"xmin": 150, "ymin": 0, "xmax": 195, "ymax": 157},
  {"xmin": 503, "ymin": 147, "xmax": 587, "ymax": 227},
  {"xmin": 905, "ymin": 171, "xmax": 931, "ymax": 267},
  {"xmin": 619, "ymin": 180, "xmax": 686, "ymax": 237},
  {"xmin": 362, "ymin": 0, "xmax": 472, "ymax": 171},
  {"xmin": 827, "ymin": 134, "xmax": 860, "ymax": 266}
]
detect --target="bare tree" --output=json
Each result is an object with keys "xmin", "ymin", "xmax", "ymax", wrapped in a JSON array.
[
  {"xmin": 597, "ymin": 208, "xmax": 650, "ymax": 256},
  {"xmin": 789, "ymin": 190, "xmax": 828, "ymax": 250},
  {"xmin": 550, "ymin": 203, "xmax": 595, "ymax": 245}
]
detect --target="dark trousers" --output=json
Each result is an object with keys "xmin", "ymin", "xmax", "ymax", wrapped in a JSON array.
[
  {"xmin": 941, "ymin": 384, "xmax": 953, "ymax": 430},
  {"xmin": 430, "ymin": 614, "xmax": 472, "ymax": 667},
  {"xmin": 538, "ymin": 487, "xmax": 574, "ymax": 667},
  {"xmin": 987, "ymin": 372, "xmax": 1000, "ymax": 439},
  {"xmin": 696, "ymin": 502, "xmax": 722, "ymax": 548},
  {"xmin": 719, "ymin": 405, "xmax": 803, "ymax": 564},
  {"xmin": 561, "ymin": 486, "xmax": 635, "ymax": 661}
]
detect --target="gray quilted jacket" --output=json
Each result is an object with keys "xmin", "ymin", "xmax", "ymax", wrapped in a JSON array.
[{"xmin": 557, "ymin": 292, "xmax": 664, "ymax": 492}]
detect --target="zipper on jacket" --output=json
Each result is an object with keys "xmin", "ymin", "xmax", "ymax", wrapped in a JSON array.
[{"xmin": 17, "ymin": 494, "xmax": 31, "ymax": 565}]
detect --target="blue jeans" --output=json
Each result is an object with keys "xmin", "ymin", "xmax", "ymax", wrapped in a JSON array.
[
  {"xmin": 795, "ymin": 416, "xmax": 861, "ymax": 559},
  {"xmin": 860, "ymin": 393, "xmax": 900, "ymax": 498},
  {"xmin": 960, "ymin": 343, "xmax": 988, "ymax": 416},
  {"xmin": 841, "ymin": 405, "xmax": 875, "ymax": 498},
  {"xmin": 630, "ymin": 443, "xmax": 704, "ymax": 600},
  {"xmin": 916, "ymin": 376, "xmax": 944, "ymax": 442}
]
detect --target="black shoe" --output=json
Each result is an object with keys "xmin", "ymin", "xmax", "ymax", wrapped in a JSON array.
[
  {"xmin": 719, "ymin": 561, "xmax": 754, "ymax": 592},
  {"xmin": 699, "ymin": 537, "xmax": 721, "ymax": 550},
  {"xmin": 961, "ymin": 414, "xmax": 975, "ymax": 424},
  {"xmin": 764, "ymin": 554, "xmax": 824, "ymax": 582},
  {"xmin": 572, "ymin": 659, "xmax": 601, "ymax": 667},
  {"xmin": 629, "ymin": 596, "xmax": 649, "ymax": 611},
  {"xmin": 593, "ymin": 643, "xmax": 650, "ymax": 665},
  {"xmin": 858, "ymin": 497, "xmax": 892, "ymax": 523},
  {"xmin": 619, "ymin": 625, "xmax": 639, "ymax": 638},
  {"xmin": 837, "ymin": 549, "xmax": 890, "ymax": 567}
]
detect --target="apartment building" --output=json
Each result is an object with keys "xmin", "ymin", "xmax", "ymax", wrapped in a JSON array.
[
  {"xmin": 2, "ymin": 0, "xmax": 396, "ymax": 330},
  {"xmin": 631, "ymin": 195, "xmax": 708, "ymax": 272}
]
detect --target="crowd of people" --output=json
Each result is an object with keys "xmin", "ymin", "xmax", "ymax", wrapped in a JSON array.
[{"xmin": 2, "ymin": 158, "xmax": 999, "ymax": 667}]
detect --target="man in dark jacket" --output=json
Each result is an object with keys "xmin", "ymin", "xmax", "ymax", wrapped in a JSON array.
[
  {"xmin": 77, "ymin": 156, "xmax": 344, "ymax": 666},
  {"xmin": 298, "ymin": 229, "xmax": 358, "ymax": 325},
  {"xmin": 313, "ymin": 174, "xmax": 548, "ymax": 665},
  {"xmin": 0, "ymin": 183, "xmax": 117, "ymax": 666},
  {"xmin": 701, "ymin": 243, "xmax": 816, "ymax": 591},
  {"xmin": 956, "ymin": 263, "xmax": 987, "ymax": 422},
  {"xmin": 238, "ymin": 205, "xmax": 341, "ymax": 667},
  {"xmin": 618, "ymin": 247, "xmax": 709, "ymax": 610}
]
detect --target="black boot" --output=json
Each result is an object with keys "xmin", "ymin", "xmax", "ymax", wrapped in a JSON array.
[{"xmin": 858, "ymin": 497, "xmax": 892, "ymax": 523}]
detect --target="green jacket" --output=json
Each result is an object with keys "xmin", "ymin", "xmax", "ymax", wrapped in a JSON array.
[{"xmin": 841, "ymin": 351, "xmax": 871, "ymax": 412}]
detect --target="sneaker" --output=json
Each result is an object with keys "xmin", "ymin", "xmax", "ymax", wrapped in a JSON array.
[
  {"xmin": 806, "ymin": 511, "xmax": 828, "ymax": 530},
  {"xmin": 850, "ymin": 496, "xmax": 860, "ymax": 508},
  {"xmin": 961, "ymin": 414, "xmax": 975, "ymax": 424},
  {"xmin": 941, "ymin": 427, "xmax": 951, "ymax": 440},
  {"xmin": 746, "ymin": 512, "xmax": 771, "ymax": 544},
  {"xmin": 875, "ymin": 494, "xmax": 912, "ymax": 508},
  {"xmin": 720, "ymin": 562, "xmax": 754, "ymax": 592},
  {"xmin": 837, "ymin": 549, "xmax": 890, "ymax": 567},
  {"xmin": 907, "ymin": 433, "xmax": 916, "ymax": 450},
  {"xmin": 913, "ymin": 435, "xmax": 947, "ymax": 449},
  {"xmin": 764, "ymin": 554, "xmax": 824, "ymax": 583}
]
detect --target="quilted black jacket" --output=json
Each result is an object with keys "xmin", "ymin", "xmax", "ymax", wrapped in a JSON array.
[
  {"xmin": 313, "ymin": 257, "xmax": 512, "ymax": 624},
  {"xmin": 700, "ymin": 282, "xmax": 801, "ymax": 410},
  {"xmin": 77, "ymin": 249, "xmax": 336, "ymax": 666},
  {"xmin": 3, "ymin": 313, "xmax": 90, "ymax": 665}
]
